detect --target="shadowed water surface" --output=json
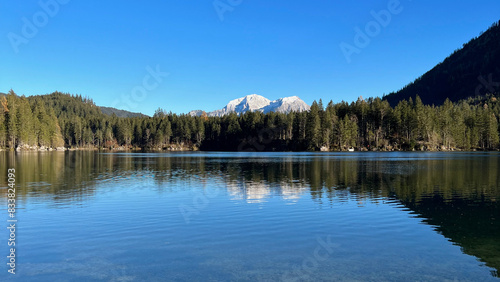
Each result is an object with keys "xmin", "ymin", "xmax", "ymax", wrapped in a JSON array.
[{"xmin": 0, "ymin": 151, "xmax": 499, "ymax": 281}]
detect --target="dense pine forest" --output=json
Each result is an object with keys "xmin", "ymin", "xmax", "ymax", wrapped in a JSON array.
[{"xmin": 0, "ymin": 90, "xmax": 498, "ymax": 151}]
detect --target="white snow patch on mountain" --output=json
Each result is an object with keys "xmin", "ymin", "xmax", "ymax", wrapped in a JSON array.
[{"xmin": 189, "ymin": 94, "xmax": 310, "ymax": 117}]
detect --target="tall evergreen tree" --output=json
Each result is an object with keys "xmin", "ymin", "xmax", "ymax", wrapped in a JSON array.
[
  {"xmin": 6, "ymin": 90, "xmax": 18, "ymax": 148},
  {"xmin": 16, "ymin": 96, "xmax": 35, "ymax": 146},
  {"xmin": 306, "ymin": 101, "xmax": 321, "ymax": 150},
  {"xmin": 0, "ymin": 96, "xmax": 7, "ymax": 147}
]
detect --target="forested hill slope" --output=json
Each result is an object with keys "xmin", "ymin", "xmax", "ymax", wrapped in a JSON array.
[
  {"xmin": 100, "ymin": 106, "xmax": 146, "ymax": 118},
  {"xmin": 32, "ymin": 92, "xmax": 103, "ymax": 119},
  {"xmin": 1, "ymin": 91, "xmax": 146, "ymax": 118},
  {"xmin": 384, "ymin": 20, "xmax": 500, "ymax": 107}
]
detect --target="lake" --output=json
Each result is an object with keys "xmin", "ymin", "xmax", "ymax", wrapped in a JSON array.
[{"xmin": 1, "ymin": 151, "xmax": 499, "ymax": 281}]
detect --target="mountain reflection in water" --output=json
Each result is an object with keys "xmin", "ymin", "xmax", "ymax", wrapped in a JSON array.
[{"xmin": 1, "ymin": 151, "xmax": 498, "ymax": 279}]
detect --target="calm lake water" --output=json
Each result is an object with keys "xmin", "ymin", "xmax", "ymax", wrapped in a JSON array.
[{"xmin": 1, "ymin": 151, "xmax": 499, "ymax": 281}]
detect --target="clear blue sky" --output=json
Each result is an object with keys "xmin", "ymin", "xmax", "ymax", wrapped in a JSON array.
[{"xmin": 1, "ymin": 0, "xmax": 499, "ymax": 115}]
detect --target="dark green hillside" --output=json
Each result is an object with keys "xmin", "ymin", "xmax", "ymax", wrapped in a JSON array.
[
  {"xmin": 100, "ymin": 106, "xmax": 147, "ymax": 118},
  {"xmin": 384, "ymin": 20, "xmax": 500, "ymax": 106},
  {"xmin": 31, "ymin": 92, "xmax": 102, "ymax": 119}
]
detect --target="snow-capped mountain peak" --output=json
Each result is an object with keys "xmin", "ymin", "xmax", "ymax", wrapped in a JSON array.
[
  {"xmin": 262, "ymin": 96, "xmax": 310, "ymax": 114},
  {"xmin": 228, "ymin": 94, "xmax": 270, "ymax": 113},
  {"xmin": 189, "ymin": 94, "xmax": 310, "ymax": 117}
]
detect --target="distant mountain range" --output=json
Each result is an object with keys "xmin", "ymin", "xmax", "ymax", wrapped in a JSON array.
[
  {"xmin": 384, "ymin": 20, "xmax": 500, "ymax": 106},
  {"xmin": 189, "ymin": 94, "xmax": 310, "ymax": 117}
]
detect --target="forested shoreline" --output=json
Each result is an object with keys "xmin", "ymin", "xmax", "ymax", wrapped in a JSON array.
[{"xmin": 0, "ymin": 90, "xmax": 499, "ymax": 152}]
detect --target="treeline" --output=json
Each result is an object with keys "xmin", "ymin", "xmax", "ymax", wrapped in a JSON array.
[
  {"xmin": 203, "ymin": 95, "xmax": 500, "ymax": 151},
  {"xmin": 0, "ymin": 90, "xmax": 499, "ymax": 151},
  {"xmin": 0, "ymin": 90, "xmax": 64, "ymax": 149}
]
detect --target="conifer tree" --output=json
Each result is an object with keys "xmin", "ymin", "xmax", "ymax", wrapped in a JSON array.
[
  {"xmin": 6, "ymin": 90, "xmax": 18, "ymax": 148},
  {"xmin": 306, "ymin": 101, "xmax": 321, "ymax": 150},
  {"xmin": 0, "ymin": 96, "xmax": 7, "ymax": 147}
]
